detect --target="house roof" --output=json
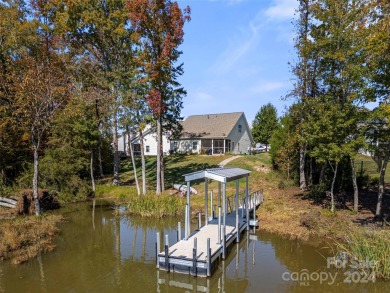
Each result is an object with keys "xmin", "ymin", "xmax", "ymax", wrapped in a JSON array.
[{"xmin": 179, "ymin": 112, "xmax": 244, "ymax": 139}]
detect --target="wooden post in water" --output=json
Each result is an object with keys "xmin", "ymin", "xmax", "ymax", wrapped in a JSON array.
[
  {"xmin": 177, "ymin": 222, "xmax": 181, "ymax": 242},
  {"xmin": 156, "ymin": 232, "xmax": 160, "ymax": 268},
  {"xmin": 165, "ymin": 234, "xmax": 169, "ymax": 272},
  {"xmin": 207, "ymin": 238, "xmax": 211, "ymax": 276}
]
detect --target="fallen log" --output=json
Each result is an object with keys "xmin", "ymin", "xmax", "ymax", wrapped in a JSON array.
[
  {"xmin": 0, "ymin": 196, "xmax": 18, "ymax": 205},
  {"xmin": 0, "ymin": 201, "xmax": 16, "ymax": 208},
  {"xmin": 173, "ymin": 184, "xmax": 198, "ymax": 195}
]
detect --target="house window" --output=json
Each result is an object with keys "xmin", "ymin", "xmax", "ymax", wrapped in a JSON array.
[
  {"xmin": 192, "ymin": 141, "xmax": 198, "ymax": 151},
  {"xmin": 232, "ymin": 141, "xmax": 235, "ymax": 150},
  {"xmin": 146, "ymin": 146, "xmax": 150, "ymax": 153},
  {"xmin": 238, "ymin": 124, "xmax": 242, "ymax": 133},
  {"xmin": 173, "ymin": 141, "xmax": 178, "ymax": 150}
]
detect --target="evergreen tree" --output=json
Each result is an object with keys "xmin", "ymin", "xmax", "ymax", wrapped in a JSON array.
[{"xmin": 251, "ymin": 103, "xmax": 278, "ymax": 151}]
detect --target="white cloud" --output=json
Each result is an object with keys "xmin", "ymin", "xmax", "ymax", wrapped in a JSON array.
[
  {"xmin": 250, "ymin": 80, "xmax": 288, "ymax": 94},
  {"xmin": 210, "ymin": 0, "xmax": 297, "ymax": 74},
  {"xmin": 211, "ymin": 14, "xmax": 263, "ymax": 74},
  {"xmin": 265, "ymin": 0, "xmax": 297, "ymax": 21},
  {"xmin": 195, "ymin": 91, "xmax": 213, "ymax": 101}
]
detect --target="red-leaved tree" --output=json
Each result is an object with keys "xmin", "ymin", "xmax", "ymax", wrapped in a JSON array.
[{"xmin": 128, "ymin": 0, "xmax": 190, "ymax": 194}]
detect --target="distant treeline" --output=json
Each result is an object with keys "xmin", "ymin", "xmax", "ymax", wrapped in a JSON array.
[{"xmin": 269, "ymin": 0, "xmax": 389, "ymax": 217}]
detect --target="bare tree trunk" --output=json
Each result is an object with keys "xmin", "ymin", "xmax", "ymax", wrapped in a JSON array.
[
  {"xmin": 32, "ymin": 141, "xmax": 41, "ymax": 216},
  {"xmin": 287, "ymin": 160, "xmax": 290, "ymax": 180},
  {"xmin": 98, "ymin": 138, "xmax": 104, "ymax": 177},
  {"xmin": 308, "ymin": 156, "xmax": 313, "ymax": 188},
  {"xmin": 127, "ymin": 126, "xmax": 140, "ymax": 196},
  {"xmin": 375, "ymin": 156, "xmax": 388, "ymax": 217},
  {"xmin": 330, "ymin": 161, "xmax": 338, "ymax": 213},
  {"xmin": 299, "ymin": 147, "xmax": 307, "ymax": 190},
  {"xmin": 113, "ymin": 107, "xmax": 119, "ymax": 186},
  {"xmin": 139, "ymin": 129, "xmax": 146, "ymax": 195},
  {"xmin": 1, "ymin": 168, "xmax": 5, "ymax": 185},
  {"xmin": 156, "ymin": 116, "xmax": 162, "ymax": 194},
  {"xmin": 350, "ymin": 158, "xmax": 358, "ymax": 212},
  {"xmin": 319, "ymin": 163, "xmax": 326, "ymax": 184},
  {"xmin": 96, "ymin": 99, "xmax": 104, "ymax": 178},
  {"xmin": 90, "ymin": 146, "xmax": 96, "ymax": 193}
]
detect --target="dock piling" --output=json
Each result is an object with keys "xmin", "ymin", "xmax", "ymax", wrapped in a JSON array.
[
  {"xmin": 177, "ymin": 222, "xmax": 181, "ymax": 242},
  {"xmin": 156, "ymin": 232, "xmax": 160, "ymax": 268},
  {"xmin": 185, "ymin": 204, "xmax": 189, "ymax": 240},
  {"xmin": 210, "ymin": 191, "xmax": 214, "ymax": 221},
  {"xmin": 207, "ymin": 238, "xmax": 211, "ymax": 276},
  {"xmin": 218, "ymin": 206, "xmax": 221, "ymax": 244},
  {"xmin": 164, "ymin": 234, "xmax": 169, "ymax": 272},
  {"xmin": 193, "ymin": 237, "xmax": 197, "ymax": 276}
]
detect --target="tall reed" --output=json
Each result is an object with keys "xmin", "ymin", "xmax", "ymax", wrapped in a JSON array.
[
  {"xmin": 335, "ymin": 229, "xmax": 390, "ymax": 280},
  {"xmin": 126, "ymin": 193, "xmax": 185, "ymax": 217}
]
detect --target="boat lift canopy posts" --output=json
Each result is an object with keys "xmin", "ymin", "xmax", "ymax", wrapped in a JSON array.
[{"xmin": 183, "ymin": 167, "xmax": 251, "ymax": 244}]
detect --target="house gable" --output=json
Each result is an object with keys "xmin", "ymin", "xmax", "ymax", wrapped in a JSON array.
[{"xmin": 226, "ymin": 113, "xmax": 254, "ymax": 154}]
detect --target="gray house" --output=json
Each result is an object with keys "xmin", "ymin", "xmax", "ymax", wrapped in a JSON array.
[{"xmin": 172, "ymin": 112, "xmax": 254, "ymax": 155}]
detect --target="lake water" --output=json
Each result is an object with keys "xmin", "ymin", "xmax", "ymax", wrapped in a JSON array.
[{"xmin": 0, "ymin": 200, "xmax": 387, "ymax": 292}]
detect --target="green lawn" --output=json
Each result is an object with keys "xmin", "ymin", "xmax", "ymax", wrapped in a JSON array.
[
  {"xmin": 116, "ymin": 154, "xmax": 233, "ymax": 190},
  {"xmin": 96, "ymin": 153, "xmax": 275, "ymax": 200},
  {"xmin": 96, "ymin": 153, "xmax": 276, "ymax": 215},
  {"xmin": 355, "ymin": 153, "xmax": 390, "ymax": 182}
]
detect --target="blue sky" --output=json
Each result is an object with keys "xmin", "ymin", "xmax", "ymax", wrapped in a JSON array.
[{"xmin": 177, "ymin": 0, "xmax": 298, "ymax": 124}]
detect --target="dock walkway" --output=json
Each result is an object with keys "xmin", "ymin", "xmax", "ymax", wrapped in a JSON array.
[{"xmin": 157, "ymin": 188, "xmax": 263, "ymax": 277}]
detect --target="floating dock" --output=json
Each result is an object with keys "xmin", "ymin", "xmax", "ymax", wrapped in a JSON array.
[{"xmin": 156, "ymin": 167, "xmax": 263, "ymax": 277}]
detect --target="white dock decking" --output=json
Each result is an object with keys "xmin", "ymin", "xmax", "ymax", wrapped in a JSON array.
[{"xmin": 157, "ymin": 189, "xmax": 263, "ymax": 277}]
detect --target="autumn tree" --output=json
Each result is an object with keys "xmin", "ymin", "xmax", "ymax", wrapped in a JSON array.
[
  {"xmin": 128, "ymin": 0, "xmax": 190, "ymax": 194},
  {"xmin": 11, "ymin": 0, "xmax": 71, "ymax": 215},
  {"xmin": 0, "ymin": 1, "xmax": 30, "ymax": 185},
  {"xmin": 54, "ymin": 0, "xmax": 135, "ymax": 186}
]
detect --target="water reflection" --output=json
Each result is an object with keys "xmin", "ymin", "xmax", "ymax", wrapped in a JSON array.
[{"xmin": 0, "ymin": 201, "xmax": 387, "ymax": 292}]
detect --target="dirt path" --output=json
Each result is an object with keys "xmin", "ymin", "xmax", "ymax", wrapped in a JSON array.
[{"xmin": 218, "ymin": 155, "xmax": 242, "ymax": 167}]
